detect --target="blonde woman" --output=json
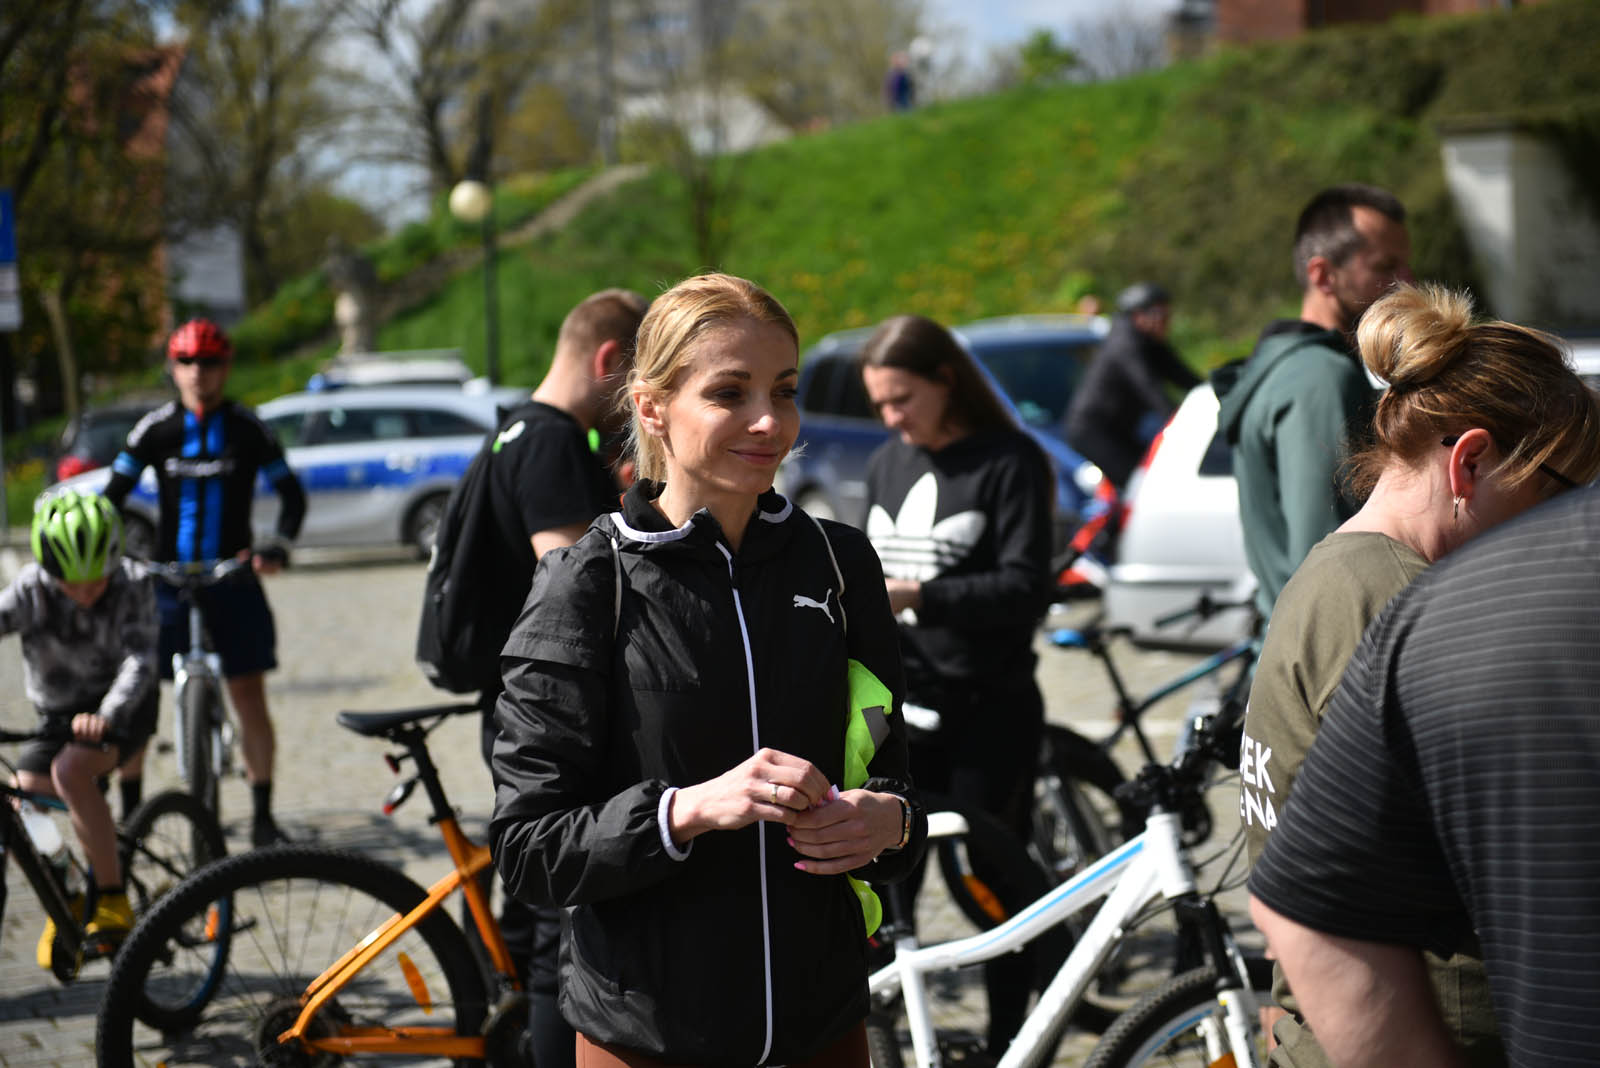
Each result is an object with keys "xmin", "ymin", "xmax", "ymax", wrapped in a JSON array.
[
  {"xmin": 490, "ymin": 273, "xmax": 924, "ymax": 1068},
  {"xmin": 1242, "ymin": 283, "xmax": 1600, "ymax": 1067}
]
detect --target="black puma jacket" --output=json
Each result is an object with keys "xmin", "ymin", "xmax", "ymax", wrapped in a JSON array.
[{"xmin": 490, "ymin": 481, "xmax": 926, "ymax": 1065}]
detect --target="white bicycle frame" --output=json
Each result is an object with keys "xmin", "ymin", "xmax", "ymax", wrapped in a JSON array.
[
  {"xmin": 163, "ymin": 563, "xmax": 243, "ymax": 790},
  {"xmin": 868, "ymin": 808, "xmax": 1261, "ymax": 1068},
  {"xmin": 171, "ymin": 610, "xmax": 228, "ymax": 787}
]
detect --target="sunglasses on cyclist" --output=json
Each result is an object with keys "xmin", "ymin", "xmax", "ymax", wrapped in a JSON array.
[
  {"xmin": 172, "ymin": 356, "xmax": 226, "ymax": 368},
  {"xmin": 1440, "ymin": 435, "xmax": 1578, "ymax": 490}
]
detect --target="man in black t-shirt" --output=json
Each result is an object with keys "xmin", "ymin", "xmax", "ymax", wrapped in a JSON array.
[
  {"xmin": 474, "ymin": 288, "xmax": 647, "ymax": 1068},
  {"xmin": 1250, "ymin": 485, "xmax": 1600, "ymax": 1068}
]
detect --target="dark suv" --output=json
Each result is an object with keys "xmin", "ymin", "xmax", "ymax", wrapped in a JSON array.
[
  {"xmin": 778, "ymin": 315, "xmax": 1110, "ymax": 540},
  {"xmin": 52, "ymin": 402, "xmax": 162, "ymax": 483}
]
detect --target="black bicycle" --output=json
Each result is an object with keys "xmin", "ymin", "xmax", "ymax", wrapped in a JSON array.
[
  {"xmin": 896, "ymin": 592, "xmax": 1261, "ymax": 1040},
  {"xmin": 1, "ymin": 723, "xmax": 227, "ymax": 1025},
  {"xmin": 1034, "ymin": 592, "xmax": 1260, "ymax": 883}
]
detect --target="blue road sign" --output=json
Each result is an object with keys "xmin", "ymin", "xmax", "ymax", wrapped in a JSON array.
[
  {"xmin": 0, "ymin": 190, "xmax": 15, "ymax": 264},
  {"xmin": 0, "ymin": 188, "xmax": 19, "ymax": 331}
]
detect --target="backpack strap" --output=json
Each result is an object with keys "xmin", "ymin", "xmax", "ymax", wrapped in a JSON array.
[
  {"xmin": 802, "ymin": 509, "xmax": 847, "ymax": 637},
  {"xmin": 609, "ymin": 535, "xmax": 623, "ymax": 639}
]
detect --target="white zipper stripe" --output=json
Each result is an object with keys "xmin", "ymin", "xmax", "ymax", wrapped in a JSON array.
[{"xmin": 718, "ymin": 542, "xmax": 775, "ymax": 1064}]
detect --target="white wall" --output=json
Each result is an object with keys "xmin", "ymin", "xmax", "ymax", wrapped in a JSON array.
[{"xmin": 1441, "ymin": 127, "xmax": 1600, "ymax": 327}]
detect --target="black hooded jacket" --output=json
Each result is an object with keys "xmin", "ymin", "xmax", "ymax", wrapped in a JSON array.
[{"xmin": 490, "ymin": 481, "xmax": 925, "ymax": 1065}]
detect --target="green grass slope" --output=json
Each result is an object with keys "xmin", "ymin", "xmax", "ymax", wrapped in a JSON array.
[
  {"xmin": 382, "ymin": 0, "xmax": 1600, "ymax": 386},
  {"xmin": 11, "ymin": 1, "xmax": 1598, "ymax": 522}
]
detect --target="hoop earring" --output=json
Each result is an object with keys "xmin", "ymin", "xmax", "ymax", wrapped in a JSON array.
[{"xmin": 1453, "ymin": 495, "xmax": 1463, "ymax": 521}]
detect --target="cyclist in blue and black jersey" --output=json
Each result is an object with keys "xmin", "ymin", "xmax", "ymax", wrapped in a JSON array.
[{"xmin": 103, "ymin": 318, "xmax": 307, "ymax": 847}]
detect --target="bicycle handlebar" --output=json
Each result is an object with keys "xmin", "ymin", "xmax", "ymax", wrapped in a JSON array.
[
  {"xmin": 144, "ymin": 556, "xmax": 254, "ymax": 591},
  {"xmin": 1114, "ymin": 694, "xmax": 1245, "ymax": 816},
  {"xmin": 0, "ymin": 721, "xmax": 118, "ymax": 750},
  {"xmin": 1151, "ymin": 591, "xmax": 1255, "ymax": 631}
]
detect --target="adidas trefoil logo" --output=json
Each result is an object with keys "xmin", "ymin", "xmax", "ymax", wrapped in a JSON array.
[{"xmin": 866, "ymin": 472, "xmax": 986, "ymax": 582}]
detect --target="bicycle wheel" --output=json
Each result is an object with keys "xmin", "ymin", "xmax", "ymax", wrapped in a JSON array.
[
  {"xmin": 1033, "ymin": 724, "xmax": 1126, "ymax": 882},
  {"xmin": 1082, "ymin": 956, "xmax": 1273, "ymax": 1068},
  {"xmin": 180, "ymin": 679, "xmax": 222, "ymax": 816},
  {"xmin": 930, "ymin": 794, "xmax": 1073, "ymax": 989},
  {"xmin": 97, "ymin": 845, "xmax": 490, "ymax": 1068},
  {"xmin": 118, "ymin": 790, "xmax": 229, "ymax": 1031},
  {"xmin": 868, "ymin": 793, "xmax": 1076, "ymax": 1068}
]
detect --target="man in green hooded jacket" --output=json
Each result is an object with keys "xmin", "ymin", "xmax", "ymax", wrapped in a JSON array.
[{"xmin": 1216, "ymin": 184, "xmax": 1413, "ymax": 618}]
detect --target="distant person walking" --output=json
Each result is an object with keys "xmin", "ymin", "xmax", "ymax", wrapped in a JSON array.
[
  {"xmin": 885, "ymin": 51, "xmax": 915, "ymax": 111},
  {"xmin": 1214, "ymin": 183, "xmax": 1413, "ymax": 617},
  {"xmin": 1064, "ymin": 282, "xmax": 1200, "ymax": 489}
]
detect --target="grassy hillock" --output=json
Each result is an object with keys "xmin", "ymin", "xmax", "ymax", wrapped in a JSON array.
[
  {"xmin": 372, "ymin": 0, "xmax": 1600, "ymax": 386},
  {"xmin": 9, "ymin": 0, "xmax": 1598, "ymax": 522}
]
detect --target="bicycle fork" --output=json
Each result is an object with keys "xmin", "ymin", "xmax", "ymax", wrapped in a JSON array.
[
  {"xmin": 172, "ymin": 651, "xmax": 230, "ymax": 785},
  {"xmin": 1172, "ymin": 894, "xmax": 1262, "ymax": 1068}
]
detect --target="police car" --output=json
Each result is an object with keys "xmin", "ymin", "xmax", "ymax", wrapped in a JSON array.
[{"xmin": 48, "ymin": 385, "xmax": 527, "ymax": 559}]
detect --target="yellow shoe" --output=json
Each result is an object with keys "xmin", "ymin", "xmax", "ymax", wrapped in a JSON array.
[
  {"xmin": 85, "ymin": 891, "xmax": 134, "ymax": 950},
  {"xmin": 37, "ymin": 893, "xmax": 85, "ymax": 971}
]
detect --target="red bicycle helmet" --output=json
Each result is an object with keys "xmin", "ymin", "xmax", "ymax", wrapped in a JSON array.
[{"xmin": 167, "ymin": 318, "xmax": 233, "ymax": 361}]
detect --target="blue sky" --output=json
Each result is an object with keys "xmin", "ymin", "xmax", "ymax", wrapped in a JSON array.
[{"xmin": 926, "ymin": 0, "xmax": 1180, "ymax": 67}]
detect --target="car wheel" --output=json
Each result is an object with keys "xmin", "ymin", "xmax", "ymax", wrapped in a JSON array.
[
  {"xmin": 794, "ymin": 489, "xmax": 837, "ymax": 522},
  {"xmin": 404, "ymin": 492, "xmax": 449, "ymax": 560},
  {"xmin": 122, "ymin": 515, "xmax": 157, "ymax": 560}
]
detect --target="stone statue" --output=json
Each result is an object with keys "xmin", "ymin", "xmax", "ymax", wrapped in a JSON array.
[{"xmin": 324, "ymin": 240, "xmax": 379, "ymax": 355}]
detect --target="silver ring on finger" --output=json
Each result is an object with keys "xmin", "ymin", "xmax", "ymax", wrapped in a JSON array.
[{"xmin": 769, "ymin": 780, "xmax": 779, "ymax": 806}]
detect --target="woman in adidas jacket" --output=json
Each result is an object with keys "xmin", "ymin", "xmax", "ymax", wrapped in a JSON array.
[
  {"xmin": 859, "ymin": 314, "xmax": 1056, "ymax": 1052},
  {"xmin": 490, "ymin": 273, "xmax": 925, "ymax": 1068}
]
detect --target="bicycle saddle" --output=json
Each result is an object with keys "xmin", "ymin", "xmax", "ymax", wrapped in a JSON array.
[{"xmin": 336, "ymin": 703, "xmax": 478, "ymax": 738}]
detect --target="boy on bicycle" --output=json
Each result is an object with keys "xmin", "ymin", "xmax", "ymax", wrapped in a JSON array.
[{"xmin": 3, "ymin": 490, "xmax": 158, "ymax": 961}]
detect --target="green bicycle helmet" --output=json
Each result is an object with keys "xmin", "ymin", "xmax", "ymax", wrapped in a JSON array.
[{"xmin": 32, "ymin": 490, "xmax": 123, "ymax": 583}]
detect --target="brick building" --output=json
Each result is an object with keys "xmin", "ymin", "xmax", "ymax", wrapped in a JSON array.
[{"xmin": 1213, "ymin": 0, "xmax": 1540, "ymax": 44}]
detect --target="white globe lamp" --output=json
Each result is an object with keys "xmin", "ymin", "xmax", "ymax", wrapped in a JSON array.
[{"xmin": 449, "ymin": 179, "xmax": 493, "ymax": 224}]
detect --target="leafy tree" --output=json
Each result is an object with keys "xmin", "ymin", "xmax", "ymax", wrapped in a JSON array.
[
  {"xmin": 1, "ymin": 0, "xmax": 168, "ymax": 421},
  {"xmin": 1018, "ymin": 28, "xmax": 1078, "ymax": 87},
  {"xmin": 165, "ymin": 0, "xmax": 349, "ymax": 307},
  {"xmin": 262, "ymin": 184, "xmax": 383, "ymax": 286},
  {"xmin": 342, "ymin": 0, "xmax": 589, "ymax": 198},
  {"xmin": 1069, "ymin": 13, "xmax": 1167, "ymax": 81}
]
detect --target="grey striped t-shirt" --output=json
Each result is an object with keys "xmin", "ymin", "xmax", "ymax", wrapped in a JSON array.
[{"xmin": 1250, "ymin": 485, "xmax": 1600, "ymax": 1067}]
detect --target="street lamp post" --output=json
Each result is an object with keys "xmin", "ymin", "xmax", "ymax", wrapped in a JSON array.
[{"xmin": 448, "ymin": 176, "xmax": 500, "ymax": 386}]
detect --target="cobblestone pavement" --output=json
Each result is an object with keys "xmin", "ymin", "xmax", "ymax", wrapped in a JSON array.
[{"xmin": 0, "ymin": 550, "xmax": 1254, "ymax": 1066}]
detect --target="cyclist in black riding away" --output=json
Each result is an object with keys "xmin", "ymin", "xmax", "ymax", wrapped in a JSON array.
[
  {"xmin": 4, "ymin": 490, "xmax": 158, "ymax": 960},
  {"xmin": 103, "ymin": 319, "xmax": 306, "ymax": 847}
]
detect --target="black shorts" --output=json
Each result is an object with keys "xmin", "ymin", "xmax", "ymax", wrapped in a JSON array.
[
  {"xmin": 157, "ymin": 573, "xmax": 278, "ymax": 679},
  {"xmin": 16, "ymin": 689, "xmax": 160, "ymax": 775}
]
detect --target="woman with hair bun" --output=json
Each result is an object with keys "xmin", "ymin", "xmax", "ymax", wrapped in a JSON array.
[{"xmin": 1241, "ymin": 283, "xmax": 1600, "ymax": 1067}]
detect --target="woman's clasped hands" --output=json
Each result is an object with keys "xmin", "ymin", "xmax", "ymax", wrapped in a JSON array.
[{"xmin": 667, "ymin": 747, "xmax": 904, "ymax": 874}]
